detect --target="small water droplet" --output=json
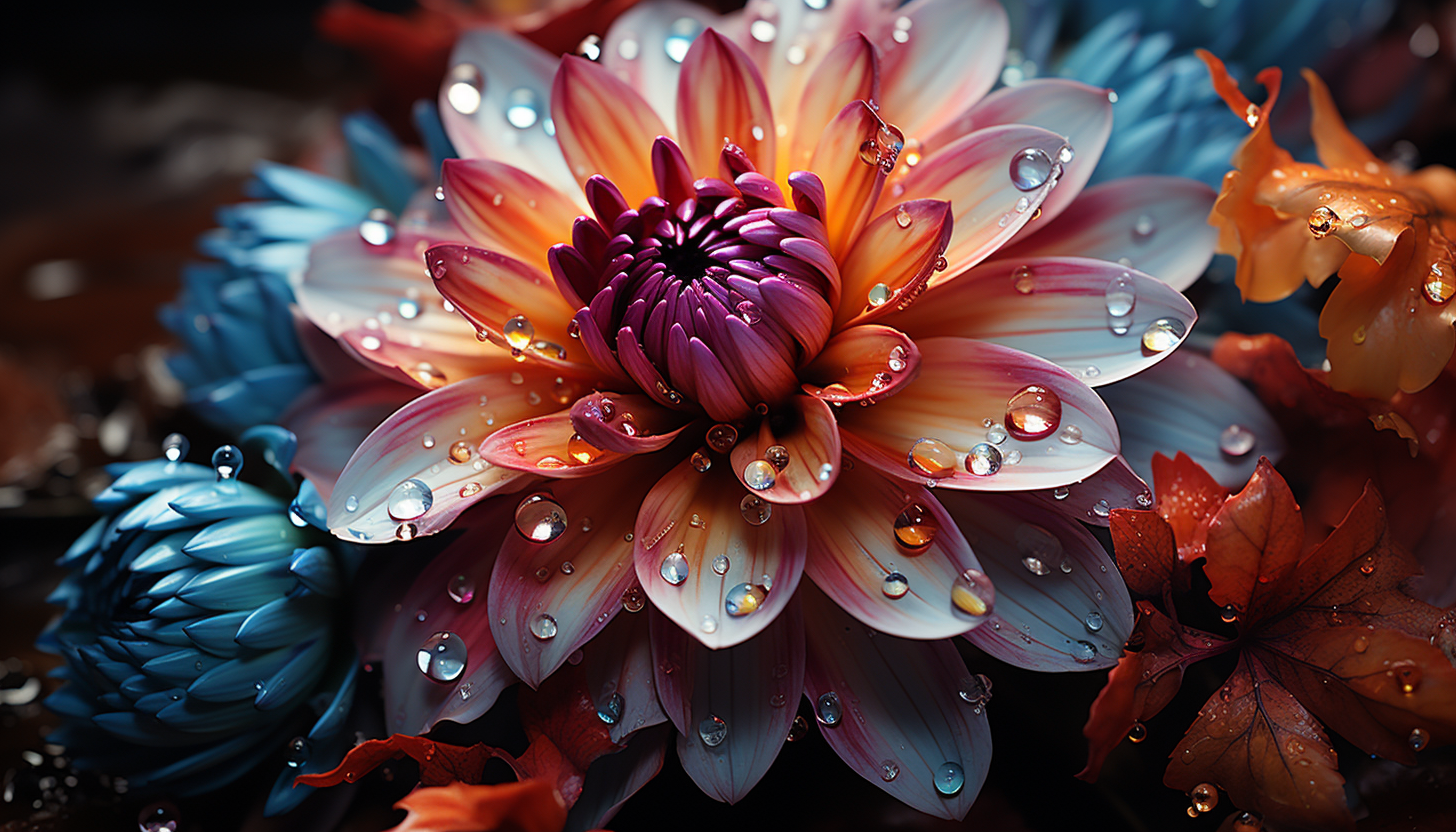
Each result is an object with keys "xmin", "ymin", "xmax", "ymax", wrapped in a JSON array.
[
  {"xmin": 459, "ymin": 482, "xmax": 482, "ymax": 498},
  {"xmin": 1308, "ymin": 205, "xmax": 1340, "ymax": 238},
  {"xmin": 882, "ymin": 571, "xmax": 909, "ymax": 598},
  {"xmin": 706, "ymin": 423, "xmax": 739, "ymax": 452},
  {"xmin": 1409, "ymin": 727, "xmax": 1430, "ymax": 751},
  {"xmin": 725, "ymin": 583, "xmax": 768, "ymax": 616},
  {"xmin": 597, "ymin": 692, "xmax": 624, "ymax": 725},
  {"xmin": 894, "ymin": 503, "xmax": 938, "ymax": 551},
  {"xmin": 934, "ymin": 761, "xmax": 965, "ymax": 796},
  {"xmin": 530, "ymin": 613, "xmax": 558, "ymax": 640},
  {"xmin": 952, "ymin": 568, "xmax": 995, "ymax": 617},
  {"xmin": 448, "ymin": 440, "xmax": 473, "ymax": 464},
  {"xmin": 867, "ymin": 282, "xmax": 892, "ymax": 308},
  {"xmin": 895, "ymin": 206, "xmax": 913, "ymax": 228},
  {"xmin": 1141, "ymin": 317, "xmax": 1186, "ymax": 353},
  {"xmin": 1058, "ymin": 425, "xmax": 1083, "ymax": 445},
  {"xmin": 698, "ymin": 714, "xmax": 728, "ymax": 747},
  {"xmin": 1084, "ymin": 611, "xmax": 1104, "ymax": 632},
  {"xmin": 1105, "ymin": 273, "xmax": 1136, "ymax": 317},
  {"xmin": 1128, "ymin": 722, "xmax": 1147, "ymax": 743},
  {"xmin": 740, "ymin": 494, "xmax": 773, "ymax": 525},
  {"xmin": 621, "ymin": 585, "xmax": 646, "ymax": 612},
  {"xmin": 986, "ymin": 424, "xmax": 1008, "ymax": 445},
  {"xmin": 211, "ymin": 445, "xmax": 243, "ymax": 480},
  {"xmin": 712, "ymin": 554, "xmax": 730, "ymax": 575},
  {"xmin": 1221, "ymin": 604, "xmax": 1239, "ymax": 624},
  {"xmin": 1021, "ymin": 556, "xmax": 1051, "ymax": 576},
  {"xmin": 446, "ymin": 63, "xmax": 484, "ymax": 114},
  {"xmin": 161, "ymin": 433, "xmax": 189, "ymax": 463},
  {"xmin": 447, "ymin": 574, "xmax": 475, "ymax": 604},
  {"xmin": 1012, "ymin": 264, "xmax": 1035, "ymax": 294},
  {"xmin": 816, "ymin": 692, "xmax": 842, "ymax": 726},
  {"xmin": 660, "ymin": 551, "xmax": 690, "ymax": 586},
  {"xmin": 1232, "ymin": 811, "xmax": 1263, "ymax": 832},
  {"xmin": 416, "ymin": 631, "xmax": 467, "ymax": 682},
  {"xmin": 959, "ymin": 673, "xmax": 993, "ymax": 705},
  {"xmin": 735, "ymin": 299, "xmax": 762, "ymax": 324},
  {"xmin": 690, "ymin": 448, "xmax": 713, "ymax": 472},
  {"xmin": 285, "ymin": 736, "xmax": 311, "ymax": 769},
  {"xmin": 700, "ymin": 614, "xmax": 718, "ymax": 634},
  {"xmin": 1425, "ymin": 263, "xmax": 1455, "ymax": 304},
  {"xmin": 1071, "ymin": 641, "xmax": 1098, "ymax": 663},
  {"xmin": 765, "ymin": 445, "xmax": 790, "ymax": 470},
  {"xmin": 1219, "ymin": 424, "xmax": 1256, "ymax": 457},
  {"xmin": 514, "ymin": 493, "xmax": 568, "ymax": 542},
  {"xmin": 879, "ymin": 760, "xmax": 900, "ymax": 781},
  {"xmin": 966, "ymin": 443, "xmax": 1002, "ymax": 476}
]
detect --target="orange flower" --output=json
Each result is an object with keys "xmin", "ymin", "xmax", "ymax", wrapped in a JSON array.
[{"xmin": 1198, "ymin": 50, "xmax": 1456, "ymax": 399}]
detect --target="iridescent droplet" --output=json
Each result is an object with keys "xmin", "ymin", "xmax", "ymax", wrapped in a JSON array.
[
  {"xmin": 1009, "ymin": 147, "xmax": 1053, "ymax": 191},
  {"xmin": 882, "ymin": 571, "xmax": 909, "ymax": 598},
  {"xmin": 907, "ymin": 437, "xmax": 957, "ymax": 478},
  {"xmin": 952, "ymin": 568, "xmax": 995, "ymax": 617},
  {"xmin": 1021, "ymin": 556, "xmax": 1051, "ymax": 576},
  {"xmin": 725, "ymin": 583, "xmax": 768, "ymax": 616},
  {"xmin": 416, "ymin": 631, "xmax": 467, "ymax": 682},
  {"xmin": 735, "ymin": 300, "xmax": 762, "ymax": 324},
  {"xmin": 934, "ymin": 761, "xmax": 965, "ymax": 796},
  {"xmin": 387, "ymin": 478, "xmax": 434, "ymax": 521},
  {"xmin": 1141, "ymin": 317, "xmax": 1186, "ymax": 353},
  {"xmin": 1128, "ymin": 722, "xmax": 1147, "ymax": 743},
  {"xmin": 1219, "ymin": 424, "xmax": 1256, "ymax": 457},
  {"xmin": 815, "ymin": 691, "xmax": 842, "ymax": 726},
  {"xmin": 743, "ymin": 460, "xmax": 777, "ymax": 490},
  {"xmin": 1004, "ymin": 385, "xmax": 1061, "ymax": 440},
  {"xmin": 690, "ymin": 448, "xmax": 712, "ymax": 472},
  {"xmin": 1425, "ymin": 263, "xmax": 1456, "ymax": 305},
  {"xmin": 740, "ymin": 494, "xmax": 772, "ymax": 525},
  {"xmin": 447, "ymin": 574, "xmax": 475, "ymax": 604},
  {"xmin": 597, "ymin": 692, "xmax": 624, "ymax": 725},
  {"xmin": 966, "ymin": 443, "xmax": 1002, "ymax": 476},
  {"xmin": 660, "ymin": 551, "xmax": 690, "ymax": 586},
  {"xmin": 529, "ymin": 613, "xmax": 558, "ymax": 640},
  {"xmin": 513, "ymin": 493, "xmax": 568, "ymax": 542},
  {"xmin": 699, "ymin": 714, "xmax": 728, "ymax": 747}
]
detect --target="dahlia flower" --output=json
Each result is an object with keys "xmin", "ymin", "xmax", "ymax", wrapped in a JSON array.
[
  {"xmin": 40, "ymin": 428, "xmax": 359, "ymax": 815},
  {"xmin": 288, "ymin": 0, "xmax": 1231, "ymax": 817}
]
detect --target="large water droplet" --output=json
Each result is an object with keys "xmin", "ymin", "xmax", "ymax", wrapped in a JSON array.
[
  {"xmin": 907, "ymin": 437, "xmax": 957, "ymax": 478},
  {"xmin": 1084, "ymin": 611, "xmax": 1104, "ymax": 632},
  {"xmin": 735, "ymin": 300, "xmax": 762, "ymax": 324},
  {"xmin": 598, "ymin": 692, "xmax": 624, "ymax": 725},
  {"xmin": 1190, "ymin": 783, "xmax": 1218, "ymax": 814},
  {"xmin": 162, "ymin": 433, "xmax": 189, "ymax": 463},
  {"xmin": 1307, "ymin": 205, "xmax": 1339, "ymax": 238},
  {"xmin": 952, "ymin": 569, "xmax": 995, "ymax": 617},
  {"xmin": 934, "ymin": 761, "xmax": 965, "ymax": 796},
  {"xmin": 725, "ymin": 583, "xmax": 768, "ymax": 616},
  {"xmin": 740, "ymin": 494, "xmax": 772, "ymax": 525},
  {"xmin": 660, "ymin": 550, "xmax": 690, "ymax": 586},
  {"xmin": 882, "ymin": 571, "xmax": 909, "ymax": 598},
  {"xmin": 743, "ymin": 459, "xmax": 777, "ymax": 490},
  {"xmin": 867, "ymin": 282, "xmax": 892, "ymax": 307},
  {"xmin": 894, "ymin": 503, "xmax": 938, "ymax": 551},
  {"xmin": 503, "ymin": 315, "xmax": 535, "ymax": 350},
  {"xmin": 448, "ymin": 574, "xmax": 475, "ymax": 604},
  {"xmin": 1141, "ymin": 317, "xmax": 1186, "ymax": 353},
  {"xmin": 530, "ymin": 613, "xmax": 558, "ymax": 640},
  {"xmin": 816, "ymin": 691, "xmax": 842, "ymax": 726},
  {"xmin": 359, "ymin": 208, "xmax": 396, "ymax": 246},
  {"xmin": 446, "ymin": 63, "xmax": 484, "ymax": 114},
  {"xmin": 1005, "ymin": 385, "xmax": 1061, "ymax": 440},
  {"xmin": 211, "ymin": 445, "xmax": 243, "ymax": 481},
  {"xmin": 699, "ymin": 714, "xmax": 728, "ymax": 746},
  {"xmin": 514, "ymin": 493, "xmax": 568, "ymax": 542},
  {"xmin": 1219, "ymin": 424, "xmax": 1256, "ymax": 457},
  {"xmin": 388, "ymin": 478, "xmax": 434, "ymax": 521},
  {"xmin": 416, "ymin": 631, "xmax": 467, "ymax": 682},
  {"xmin": 1104, "ymin": 273, "xmax": 1136, "ymax": 317},
  {"xmin": 1009, "ymin": 148, "xmax": 1053, "ymax": 191},
  {"xmin": 285, "ymin": 736, "xmax": 311, "ymax": 769},
  {"xmin": 966, "ymin": 443, "xmax": 1002, "ymax": 476}
]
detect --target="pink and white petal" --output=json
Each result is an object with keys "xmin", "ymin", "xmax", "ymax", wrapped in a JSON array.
[
  {"xmin": 1098, "ymin": 350, "xmax": 1285, "ymax": 489},
  {"xmin": 281, "ymin": 376, "xmax": 416, "ymax": 504},
  {"xmin": 886, "ymin": 125, "xmax": 1069, "ymax": 284},
  {"xmin": 803, "ymin": 464, "xmax": 984, "ymax": 639},
  {"xmin": 581, "ymin": 609, "xmax": 669, "ymax": 744},
  {"xmin": 786, "ymin": 34, "xmax": 880, "ymax": 174},
  {"xmin": 676, "ymin": 29, "xmax": 776, "ymax": 179},
  {"xmin": 335, "ymin": 324, "xmax": 511, "ymax": 393},
  {"xmin": 489, "ymin": 455, "xmax": 671, "ymax": 688},
  {"xmin": 566, "ymin": 725, "xmax": 670, "ymax": 831},
  {"xmin": 836, "ymin": 337, "xmax": 1119, "ymax": 491},
  {"xmin": 833, "ymin": 199, "xmax": 953, "ymax": 329},
  {"xmin": 871, "ymin": 0, "xmax": 1007, "ymax": 142},
  {"xmin": 650, "ymin": 599, "xmax": 803, "ymax": 803},
  {"xmin": 600, "ymin": 1, "xmax": 726, "ymax": 134},
  {"xmin": 570, "ymin": 392, "xmax": 692, "ymax": 455},
  {"xmin": 381, "ymin": 506, "xmax": 517, "ymax": 734},
  {"xmin": 326, "ymin": 368, "xmax": 577, "ymax": 540},
  {"xmin": 478, "ymin": 408, "xmax": 630, "ymax": 477},
  {"xmin": 878, "ymin": 256, "xmax": 1196, "ymax": 386},
  {"xmin": 808, "ymin": 101, "xmax": 888, "ymax": 260},
  {"xmin": 1024, "ymin": 456, "xmax": 1152, "ymax": 528},
  {"xmin": 440, "ymin": 159, "xmax": 579, "ymax": 272},
  {"xmin": 800, "ymin": 324, "xmax": 921, "ymax": 405},
  {"xmin": 937, "ymin": 490, "xmax": 1133, "ymax": 671},
  {"xmin": 440, "ymin": 29, "xmax": 581, "ymax": 201},
  {"xmin": 728, "ymin": 394, "xmax": 842, "ymax": 504},
  {"xmin": 552, "ymin": 56, "xmax": 671, "ymax": 207},
  {"xmin": 634, "ymin": 457, "xmax": 807, "ymax": 649},
  {"xmin": 991, "ymin": 176, "xmax": 1217, "ymax": 291},
  {"xmin": 921, "ymin": 79, "xmax": 1112, "ymax": 228},
  {"xmin": 801, "ymin": 584, "xmax": 990, "ymax": 820}
]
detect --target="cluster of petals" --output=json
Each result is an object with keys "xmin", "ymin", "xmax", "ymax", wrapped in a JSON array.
[{"xmin": 289, "ymin": 0, "xmax": 1223, "ymax": 816}]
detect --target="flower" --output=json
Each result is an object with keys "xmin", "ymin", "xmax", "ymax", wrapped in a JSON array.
[
  {"xmin": 39, "ymin": 428, "xmax": 359, "ymax": 815},
  {"xmin": 291, "ymin": 0, "xmax": 1227, "ymax": 818},
  {"xmin": 1199, "ymin": 49, "xmax": 1456, "ymax": 399}
]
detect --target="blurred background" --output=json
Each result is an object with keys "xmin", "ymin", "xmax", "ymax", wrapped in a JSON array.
[{"xmin": 2, "ymin": 1, "xmax": 1455, "ymax": 830}]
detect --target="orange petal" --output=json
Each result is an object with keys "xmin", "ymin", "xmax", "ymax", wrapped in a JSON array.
[
  {"xmin": 808, "ymin": 100, "xmax": 888, "ymax": 260},
  {"xmin": 390, "ymin": 780, "xmax": 566, "ymax": 832},
  {"xmin": 478, "ymin": 408, "xmax": 630, "ymax": 477},
  {"xmin": 441, "ymin": 159, "xmax": 580, "ymax": 272},
  {"xmin": 787, "ymin": 34, "xmax": 880, "ymax": 174},
  {"xmin": 675, "ymin": 29, "xmax": 776, "ymax": 179},
  {"xmin": 872, "ymin": 0, "xmax": 1007, "ymax": 143},
  {"xmin": 551, "ymin": 55, "xmax": 670, "ymax": 207},
  {"xmin": 800, "ymin": 324, "xmax": 921, "ymax": 405},
  {"xmin": 833, "ymin": 199, "xmax": 953, "ymax": 329},
  {"xmin": 728, "ymin": 394, "xmax": 842, "ymax": 504}
]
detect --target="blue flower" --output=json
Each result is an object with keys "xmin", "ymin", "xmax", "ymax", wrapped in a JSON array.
[
  {"xmin": 39, "ymin": 427, "xmax": 360, "ymax": 815},
  {"xmin": 160, "ymin": 106, "xmax": 454, "ymax": 435}
]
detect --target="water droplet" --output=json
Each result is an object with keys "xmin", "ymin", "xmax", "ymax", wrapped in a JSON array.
[
  {"xmin": 700, "ymin": 615, "xmax": 718, "ymax": 634},
  {"xmin": 816, "ymin": 692, "xmax": 842, "ymax": 726},
  {"xmin": 503, "ymin": 316, "xmax": 535, "ymax": 350},
  {"xmin": 446, "ymin": 63, "xmax": 484, "ymax": 114},
  {"xmin": 1009, "ymin": 147, "xmax": 1053, "ymax": 191},
  {"xmin": 660, "ymin": 551, "xmax": 690, "ymax": 586},
  {"xmin": 138, "ymin": 802, "xmax": 180, "ymax": 832},
  {"xmin": 743, "ymin": 459, "xmax": 777, "ymax": 490},
  {"xmin": 966, "ymin": 443, "xmax": 1002, "ymax": 476},
  {"xmin": 1058, "ymin": 145, "xmax": 1075, "ymax": 164},
  {"xmin": 960, "ymin": 673, "xmax": 993, "ymax": 705},
  {"xmin": 895, "ymin": 206, "xmax": 913, "ymax": 228},
  {"xmin": 412, "ymin": 362, "xmax": 447, "ymax": 388},
  {"xmin": 1000, "ymin": 387, "xmax": 1063, "ymax": 442},
  {"xmin": 1012, "ymin": 265, "xmax": 1035, "ymax": 294},
  {"xmin": 344, "ymin": 495, "xmax": 360, "ymax": 513},
  {"xmin": 690, "ymin": 448, "xmax": 713, "ymax": 472},
  {"xmin": 787, "ymin": 714, "xmax": 809, "ymax": 741},
  {"xmin": 765, "ymin": 445, "xmax": 790, "ymax": 471},
  {"xmin": 893, "ymin": 503, "xmax": 939, "ymax": 551},
  {"xmin": 1141, "ymin": 318, "xmax": 1186, "ymax": 353},
  {"xmin": 1219, "ymin": 424, "xmax": 1257, "ymax": 457},
  {"xmin": 396, "ymin": 522, "xmax": 418, "ymax": 541},
  {"xmin": 1232, "ymin": 811, "xmax": 1263, "ymax": 832},
  {"xmin": 1058, "ymin": 425, "xmax": 1083, "ymax": 445},
  {"xmin": 529, "ymin": 613, "xmax": 558, "ymax": 640},
  {"xmin": 1021, "ymin": 556, "xmax": 1051, "ymax": 576},
  {"xmin": 817, "ymin": 462, "xmax": 834, "ymax": 481},
  {"xmin": 1220, "ymin": 604, "xmax": 1239, "ymax": 624},
  {"xmin": 1391, "ymin": 660, "xmax": 1422, "ymax": 694},
  {"xmin": 986, "ymin": 424, "xmax": 1008, "ymax": 445},
  {"xmin": 882, "ymin": 571, "xmax": 909, "ymax": 598},
  {"xmin": 735, "ymin": 300, "xmax": 762, "ymax": 324},
  {"xmin": 359, "ymin": 208, "xmax": 397, "ymax": 246},
  {"xmin": 663, "ymin": 17, "xmax": 701, "ymax": 63},
  {"xmin": 211, "ymin": 445, "xmax": 243, "ymax": 480},
  {"xmin": 740, "ymin": 494, "xmax": 772, "ymax": 525},
  {"xmin": 879, "ymin": 760, "xmax": 900, "ymax": 781},
  {"xmin": 712, "ymin": 554, "xmax": 730, "ymax": 575},
  {"xmin": 1425, "ymin": 263, "xmax": 1455, "ymax": 304},
  {"xmin": 421, "ymin": 434, "xmax": 436, "ymax": 450},
  {"xmin": 1190, "ymin": 782, "xmax": 1218, "ymax": 813},
  {"xmin": 1127, "ymin": 722, "xmax": 1147, "ymax": 743},
  {"xmin": 706, "ymin": 423, "xmax": 739, "ymax": 452},
  {"xmin": 725, "ymin": 583, "xmax": 768, "ymax": 616},
  {"xmin": 1091, "ymin": 499, "xmax": 1111, "ymax": 519},
  {"xmin": 597, "ymin": 692, "xmax": 624, "ymax": 725},
  {"xmin": 416, "ymin": 631, "xmax": 467, "ymax": 682},
  {"xmin": 388, "ymin": 478, "xmax": 434, "ymax": 521},
  {"xmin": 1308, "ymin": 205, "xmax": 1340, "ymax": 238},
  {"xmin": 867, "ymin": 282, "xmax": 892, "ymax": 307},
  {"xmin": 460, "ymin": 482, "xmax": 484, "ymax": 499},
  {"xmin": 749, "ymin": 18, "xmax": 777, "ymax": 42},
  {"xmin": 161, "ymin": 433, "xmax": 189, "ymax": 463},
  {"xmin": 698, "ymin": 714, "xmax": 728, "ymax": 746},
  {"xmin": 448, "ymin": 574, "xmax": 475, "ymax": 604},
  {"xmin": 907, "ymin": 437, "xmax": 957, "ymax": 478},
  {"xmin": 285, "ymin": 736, "xmax": 311, "ymax": 769},
  {"xmin": 952, "ymin": 568, "xmax": 995, "ymax": 617},
  {"xmin": 504, "ymin": 86, "xmax": 541, "ymax": 129},
  {"xmin": 1084, "ymin": 611, "xmax": 1104, "ymax": 632},
  {"xmin": 514, "ymin": 493, "xmax": 568, "ymax": 542},
  {"xmin": 559, "ymin": 561, "xmax": 575, "ymax": 576},
  {"xmin": 1071, "ymin": 641, "xmax": 1098, "ymax": 663},
  {"xmin": 1105, "ymin": 273, "xmax": 1136, "ymax": 317},
  {"xmin": 1409, "ymin": 727, "xmax": 1430, "ymax": 751},
  {"xmin": 934, "ymin": 761, "xmax": 965, "ymax": 796},
  {"xmin": 621, "ymin": 585, "xmax": 646, "ymax": 612}
]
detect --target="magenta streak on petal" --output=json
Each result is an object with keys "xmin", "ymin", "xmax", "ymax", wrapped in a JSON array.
[{"xmin": 569, "ymin": 391, "xmax": 690, "ymax": 454}]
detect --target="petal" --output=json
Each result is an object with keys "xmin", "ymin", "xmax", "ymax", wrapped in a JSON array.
[
  {"xmin": 439, "ymin": 29, "xmax": 580, "ymax": 199},
  {"xmin": 879, "ymin": 256, "xmax": 1197, "ymax": 386},
  {"xmin": 1099, "ymin": 350, "xmax": 1286, "ymax": 489},
  {"xmin": 569, "ymin": 392, "xmax": 691, "ymax": 455},
  {"xmin": 1023, "ymin": 456, "xmax": 1153, "ymax": 529},
  {"xmin": 563, "ymin": 725, "xmax": 669, "ymax": 832},
  {"xmin": 787, "ymin": 34, "xmax": 880, "ymax": 174},
  {"xmin": 939, "ymin": 490, "xmax": 1133, "ymax": 670},
  {"xmin": 599, "ymin": 1, "xmax": 725, "ymax": 134},
  {"xmin": 837, "ymin": 337, "xmax": 1119, "ymax": 491},
  {"xmin": 803, "ymin": 464, "xmax": 984, "ymax": 638},
  {"xmin": 924, "ymin": 78, "xmax": 1113, "ymax": 228},
  {"xmin": 633, "ymin": 457, "xmax": 807, "ymax": 649},
  {"xmin": 833, "ymin": 199, "xmax": 953, "ymax": 329},
  {"xmin": 728, "ymin": 394, "xmax": 841, "ymax": 505},
  {"xmin": 381, "ymin": 510, "xmax": 517, "ymax": 734},
  {"xmin": 326, "ymin": 369, "xmax": 578, "ymax": 541},
  {"xmin": 676, "ymin": 29, "xmax": 776, "ymax": 179},
  {"xmin": 872, "ymin": 0, "xmax": 1007, "ymax": 142},
  {"xmin": 800, "ymin": 324, "xmax": 921, "ymax": 404},
  {"xmin": 808, "ymin": 101, "xmax": 888, "ymax": 260},
  {"xmin": 282, "ymin": 377, "xmax": 423, "ymax": 504},
  {"xmin": 650, "ymin": 599, "xmax": 803, "ymax": 803},
  {"xmin": 426, "ymin": 245, "xmax": 589, "ymax": 376},
  {"xmin": 552, "ymin": 56, "xmax": 671, "ymax": 207},
  {"xmin": 580, "ymin": 611, "xmax": 669, "ymax": 745},
  {"xmin": 993, "ymin": 176, "xmax": 1217, "ymax": 292},
  {"xmin": 801, "ymin": 584, "xmax": 991, "ymax": 820},
  {"xmin": 887, "ymin": 125, "xmax": 1068, "ymax": 282},
  {"xmin": 478, "ymin": 408, "xmax": 630, "ymax": 477},
  {"xmin": 441, "ymin": 159, "xmax": 580, "ymax": 272},
  {"xmin": 489, "ymin": 455, "xmax": 671, "ymax": 688}
]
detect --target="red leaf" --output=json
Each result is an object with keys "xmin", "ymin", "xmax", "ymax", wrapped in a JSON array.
[
  {"xmin": 1203, "ymin": 458, "xmax": 1304, "ymax": 623},
  {"xmin": 1150, "ymin": 452, "xmax": 1229, "ymax": 571},
  {"xmin": 1109, "ymin": 509, "xmax": 1177, "ymax": 596},
  {"xmin": 1164, "ymin": 653, "xmax": 1353, "ymax": 831},
  {"xmin": 389, "ymin": 780, "xmax": 567, "ymax": 832},
  {"xmin": 517, "ymin": 660, "xmax": 625, "ymax": 805},
  {"xmin": 296, "ymin": 735, "xmax": 523, "ymax": 790}
]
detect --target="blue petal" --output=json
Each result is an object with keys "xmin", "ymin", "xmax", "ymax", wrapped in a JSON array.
[
  {"xmin": 182, "ymin": 611, "xmax": 251, "ymax": 656},
  {"xmin": 413, "ymin": 100, "xmax": 458, "ymax": 170},
  {"xmin": 344, "ymin": 111, "xmax": 416, "ymax": 215},
  {"xmin": 181, "ymin": 515, "xmax": 312, "ymax": 565},
  {"xmin": 288, "ymin": 547, "xmax": 341, "ymax": 597},
  {"xmin": 93, "ymin": 711, "xmax": 175, "ymax": 744},
  {"xmin": 176, "ymin": 561, "xmax": 296, "ymax": 611},
  {"xmin": 187, "ymin": 643, "xmax": 299, "ymax": 703},
  {"xmin": 254, "ymin": 637, "xmax": 330, "ymax": 711},
  {"xmin": 240, "ymin": 425, "xmax": 299, "ymax": 478},
  {"xmin": 156, "ymin": 697, "xmax": 264, "ymax": 733},
  {"xmin": 251, "ymin": 161, "xmax": 375, "ymax": 216},
  {"xmin": 235, "ymin": 594, "xmax": 330, "ymax": 650},
  {"xmin": 168, "ymin": 482, "xmax": 286, "ymax": 523},
  {"xmin": 129, "ymin": 531, "xmax": 199, "ymax": 573},
  {"xmin": 58, "ymin": 518, "xmax": 107, "ymax": 566},
  {"xmin": 290, "ymin": 479, "xmax": 328, "ymax": 531},
  {"xmin": 142, "ymin": 648, "xmax": 224, "ymax": 686}
]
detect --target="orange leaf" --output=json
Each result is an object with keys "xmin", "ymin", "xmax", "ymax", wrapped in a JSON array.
[
  {"xmin": 1203, "ymin": 458, "xmax": 1303, "ymax": 623},
  {"xmin": 390, "ymin": 780, "xmax": 567, "ymax": 832},
  {"xmin": 1150, "ymin": 451, "xmax": 1229, "ymax": 571},
  {"xmin": 1109, "ymin": 508, "xmax": 1177, "ymax": 596}
]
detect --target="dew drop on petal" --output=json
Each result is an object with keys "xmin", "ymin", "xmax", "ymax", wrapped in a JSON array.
[
  {"xmin": 1424, "ymin": 263, "xmax": 1455, "ymax": 305},
  {"xmin": 725, "ymin": 583, "xmax": 768, "ymax": 616},
  {"xmin": 1005, "ymin": 385, "xmax": 1062, "ymax": 439},
  {"xmin": 345, "ymin": 495, "xmax": 359, "ymax": 512},
  {"xmin": 1071, "ymin": 641, "xmax": 1098, "ymax": 663},
  {"xmin": 966, "ymin": 443, "xmax": 1002, "ymax": 476},
  {"xmin": 448, "ymin": 440, "xmax": 473, "ymax": 464},
  {"xmin": 959, "ymin": 673, "xmax": 993, "ymax": 705},
  {"xmin": 1012, "ymin": 265, "xmax": 1035, "ymax": 294},
  {"xmin": 743, "ymin": 460, "xmax": 777, "ymax": 490},
  {"xmin": 502, "ymin": 315, "xmax": 535, "ymax": 350},
  {"xmin": 1009, "ymin": 148, "xmax": 1053, "ymax": 191},
  {"xmin": 211, "ymin": 445, "xmax": 243, "ymax": 481},
  {"xmin": 740, "ymin": 495, "xmax": 772, "ymax": 525},
  {"xmin": 1308, "ymin": 205, "xmax": 1339, "ymax": 238},
  {"xmin": 1021, "ymin": 557, "xmax": 1051, "ymax": 576},
  {"xmin": 1232, "ymin": 811, "xmax": 1263, "ymax": 832},
  {"xmin": 907, "ymin": 438, "xmax": 957, "ymax": 478},
  {"xmin": 1084, "ymin": 611, "xmax": 1104, "ymax": 632},
  {"xmin": 359, "ymin": 208, "xmax": 397, "ymax": 246},
  {"xmin": 1015, "ymin": 525, "xmax": 1061, "ymax": 571},
  {"xmin": 597, "ymin": 692, "xmax": 624, "ymax": 725},
  {"xmin": 446, "ymin": 63, "xmax": 484, "ymax": 114},
  {"xmin": 882, "ymin": 571, "xmax": 909, "ymax": 598},
  {"xmin": 447, "ymin": 574, "xmax": 475, "ymax": 604},
  {"xmin": 893, "ymin": 504, "xmax": 938, "ymax": 551},
  {"xmin": 712, "ymin": 554, "xmax": 730, "ymax": 575},
  {"xmin": 880, "ymin": 760, "xmax": 900, "ymax": 782},
  {"xmin": 1190, "ymin": 783, "xmax": 1218, "ymax": 814},
  {"xmin": 765, "ymin": 445, "xmax": 790, "ymax": 471},
  {"xmin": 162, "ymin": 433, "xmax": 189, "ymax": 463},
  {"xmin": 1219, "ymin": 424, "xmax": 1257, "ymax": 457},
  {"xmin": 1409, "ymin": 727, "xmax": 1430, "ymax": 751},
  {"xmin": 690, "ymin": 448, "xmax": 713, "ymax": 472},
  {"xmin": 867, "ymin": 282, "xmax": 892, "ymax": 307},
  {"xmin": 529, "ymin": 613, "xmax": 558, "ymax": 640},
  {"xmin": 699, "ymin": 714, "xmax": 728, "ymax": 746},
  {"xmin": 1104, "ymin": 273, "xmax": 1136, "ymax": 317},
  {"xmin": 700, "ymin": 615, "xmax": 718, "ymax": 634},
  {"xmin": 735, "ymin": 300, "xmax": 762, "ymax": 324},
  {"xmin": 1058, "ymin": 424, "xmax": 1083, "ymax": 445},
  {"xmin": 621, "ymin": 585, "xmax": 646, "ymax": 612},
  {"xmin": 416, "ymin": 631, "xmax": 467, "ymax": 682},
  {"xmin": 951, "ymin": 568, "xmax": 995, "ymax": 618},
  {"xmin": 459, "ymin": 482, "xmax": 482, "ymax": 498},
  {"xmin": 285, "ymin": 736, "xmax": 311, "ymax": 769},
  {"xmin": 787, "ymin": 714, "xmax": 809, "ymax": 742},
  {"xmin": 1220, "ymin": 604, "xmax": 1239, "ymax": 624},
  {"xmin": 1141, "ymin": 317, "xmax": 1186, "ymax": 353},
  {"xmin": 660, "ymin": 551, "xmax": 690, "ymax": 586},
  {"xmin": 815, "ymin": 692, "xmax": 842, "ymax": 726},
  {"xmin": 513, "ymin": 493, "xmax": 568, "ymax": 542},
  {"xmin": 387, "ymin": 478, "xmax": 434, "ymax": 521},
  {"xmin": 934, "ymin": 761, "xmax": 965, "ymax": 796}
]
